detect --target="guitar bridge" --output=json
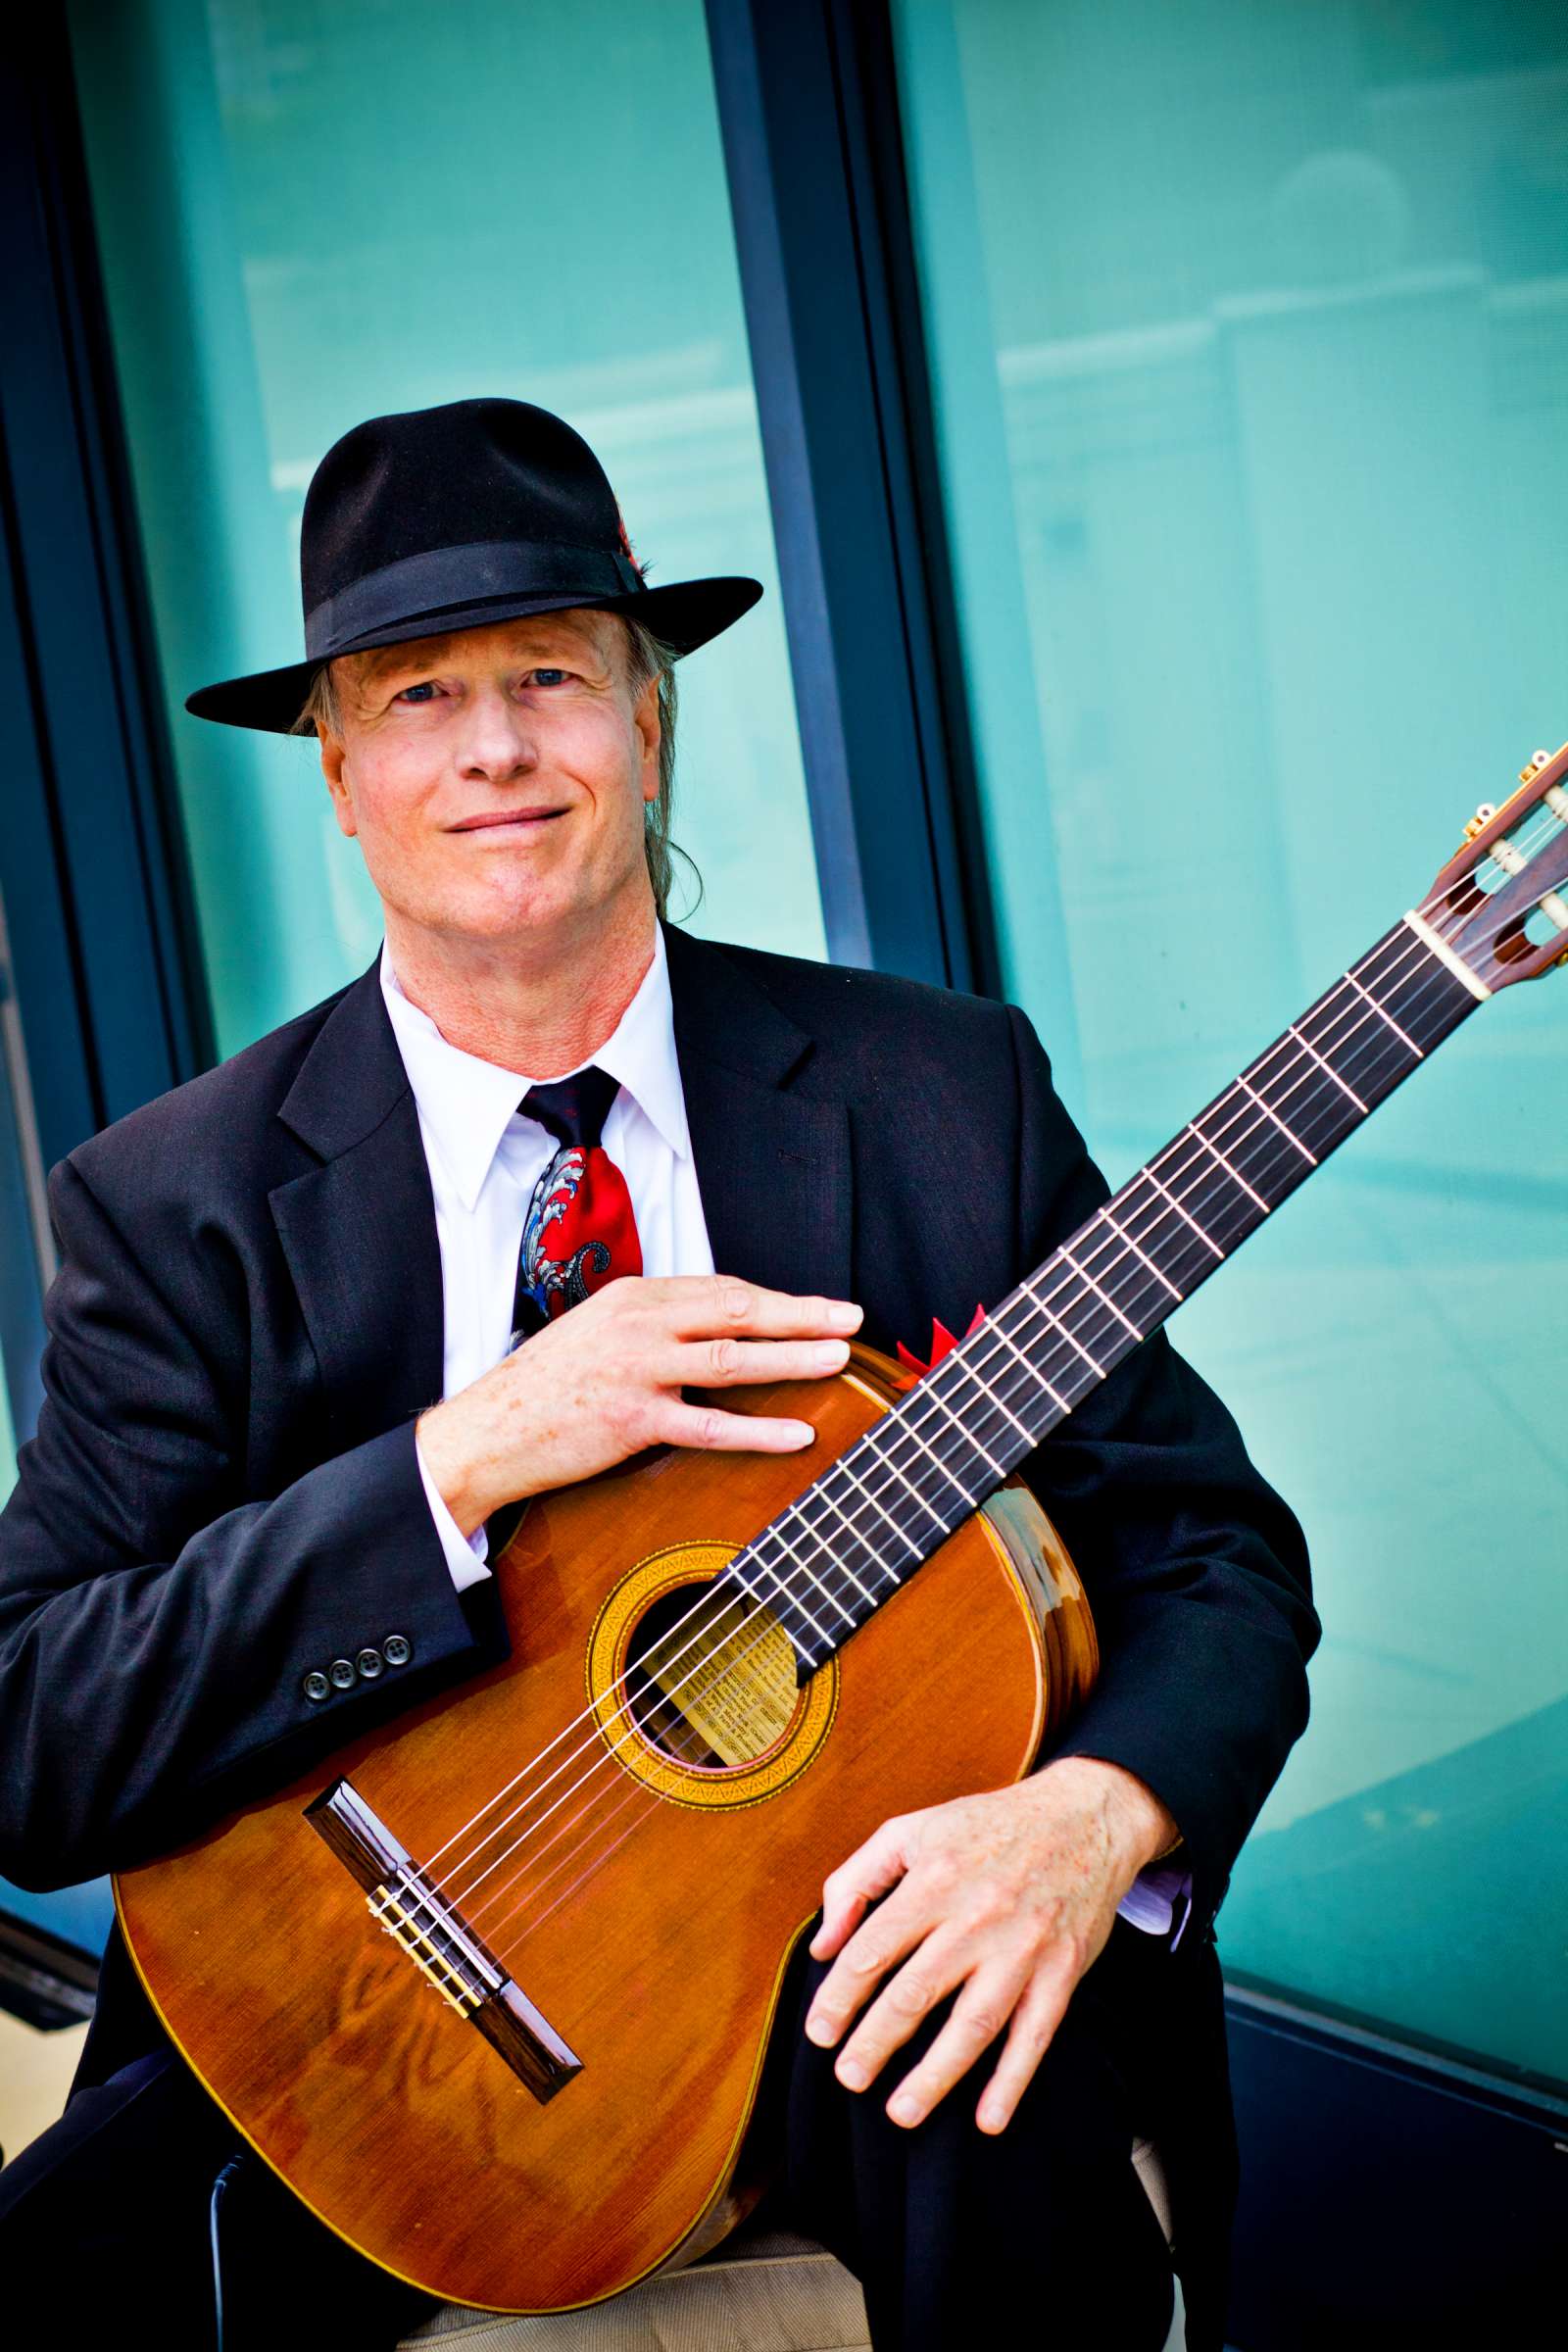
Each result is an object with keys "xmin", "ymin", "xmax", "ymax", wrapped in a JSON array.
[{"xmin": 306, "ymin": 1777, "xmax": 581, "ymax": 2104}]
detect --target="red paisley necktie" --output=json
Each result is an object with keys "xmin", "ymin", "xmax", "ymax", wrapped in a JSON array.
[{"xmin": 511, "ymin": 1066, "xmax": 643, "ymax": 1342}]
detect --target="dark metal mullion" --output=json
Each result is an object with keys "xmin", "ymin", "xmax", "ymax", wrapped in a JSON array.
[
  {"xmin": 705, "ymin": 0, "xmax": 987, "ymax": 992},
  {"xmin": 822, "ymin": 0, "xmax": 1003, "ymax": 1001},
  {"xmin": 0, "ymin": 31, "xmax": 211, "ymax": 1171},
  {"xmin": 49, "ymin": 28, "xmax": 214, "ymax": 1095}
]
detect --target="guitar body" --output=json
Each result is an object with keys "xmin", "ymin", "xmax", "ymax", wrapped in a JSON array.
[{"xmin": 114, "ymin": 1342, "xmax": 1098, "ymax": 2313}]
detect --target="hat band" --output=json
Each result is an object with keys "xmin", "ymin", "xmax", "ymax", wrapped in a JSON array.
[{"xmin": 304, "ymin": 539, "xmax": 644, "ymax": 657}]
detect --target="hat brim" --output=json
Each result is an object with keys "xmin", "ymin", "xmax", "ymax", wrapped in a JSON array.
[{"xmin": 184, "ymin": 575, "xmax": 763, "ymax": 734}]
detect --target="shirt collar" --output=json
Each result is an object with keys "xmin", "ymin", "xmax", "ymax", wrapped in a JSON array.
[{"xmin": 378, "ymin": 923, "xmax": 690, "ymax": 1212}]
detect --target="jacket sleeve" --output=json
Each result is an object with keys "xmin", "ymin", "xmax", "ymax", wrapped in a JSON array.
[
  {"xmin": 0, "ymin": 1154, "xmax": 489, "ymax": 1891},
  {"xmin": 1004, "ymin": 1004, "xmax": 1319, "ymax": 1939}
]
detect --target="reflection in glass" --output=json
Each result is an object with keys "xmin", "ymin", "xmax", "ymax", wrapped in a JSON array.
[{"xmin": 895, "ymin": 0, "xmax": 1568, "ymax": 2085}]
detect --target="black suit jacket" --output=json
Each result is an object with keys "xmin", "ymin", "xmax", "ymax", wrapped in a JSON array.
[{"xmin": 0, "ymin": 919, "xmax": 1315, "ymax": 2085}]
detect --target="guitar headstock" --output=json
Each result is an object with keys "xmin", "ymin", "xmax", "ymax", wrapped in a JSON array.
[{"xmin": 1421, "ymin": 743, "xmax": 1568, "ymax": 993}]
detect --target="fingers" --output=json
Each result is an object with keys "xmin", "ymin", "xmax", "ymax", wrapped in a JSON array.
[
  {"xmin": 809, "ymin": 1819, "xmax": 911, "ymax": 1961},
  {"xmin": 657, "ymin": 1398, "xmax": 817, "ymax": 1453},
  {"xmin": 679, "ymin": 1334, "xmax": 853, "ymax": 1387},
  {"xmin": 975, "ymin": 1961, "xmax": 1076, "ymax": 2133},
  {"xmin": 660, "ymin": 1277, "xmax": 863, "ymax": 1343},
  {"xmin": 880, "ymin": 1962, "xmax": 1030, "ymax": 2128}
]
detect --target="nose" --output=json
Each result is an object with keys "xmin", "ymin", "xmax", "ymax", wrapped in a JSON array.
[{"xmin": 456, "ymin": 683, "xmax": 538, "ymax": 783}]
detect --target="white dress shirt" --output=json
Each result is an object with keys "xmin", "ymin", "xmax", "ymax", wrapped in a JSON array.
[
  {"xmin": 380, "ymin": 928, "xmax": 1184, "ymax": 1939},
  {"xmin": 381, "ymin": 923, "xmax": 712, "ymax": 1593}
]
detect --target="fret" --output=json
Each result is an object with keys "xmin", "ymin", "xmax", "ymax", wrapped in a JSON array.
[
  {"xmin": 748, "ymin": 1475, "xmax": 905, "ymax": 1632},
  {"xmin": 1186, "ymin": 1119, "xmax": 1271, "ymax": 1213},
  {"xmin": 1345, "ymin": 966, "xmax": 1421, "ymax": 1059},
  {"xmin": 1287, "ymin": 1020, "xmax": 1368, "ymax": 1113},
  {"xmin": 1363, "ymin": 922, "xmax": 1482, "ymax": 1055},
  {"xmin": 912, "ymin": 1379, "xmax": 1007, "ymax": 1477},
  {"xmin": 876, "ymin": 1402, "xmax": 992, "ymax": 1508},
  {"xmin": 798, "ymin": 1453, "xmax": 926, "ymax": 1576},
  {"xmin": 828, "ymin": 1426, "xmax": 948, "ymax": 1539},
  {"xmin": 982, "ymin": 1307, "xmax": 1072, "ymax": 1415},
  {"xmin": 1016, "ymin": 1283, "xmax": 1107, "ymax": 1378},
  {"xmin": 1057, "ymin": 1242, "xmax": 1144, "ymax": 1342},
  {"xmin": 1140, "ymin": 1163, "xmax": 1224, "ymax": 1261},
  {"xmin": 771, "ymin": 1474, "xmax": 881, "ymax": 1608},
  {"xmin": 770, "ymin": 1509, "xmax": 880, "ymax": 1615},
  {"xmin": 1240, "ymin": 1044, "xmax": 1348, "ymax": 1173},
  {"xmin": 1100, "ymin": 1200, "xmax": 1184, "ymax": 1302},
  {"xmin": 1236, "ymin": 1073, "xmax": 1316, "ymax": 1166},
  {"xmin": 939, "ymin": 1342, "xmax": 1037, "ymax": 1446},
  {"xmin": 727, "ymin": 1547, "xmax": 839, "ymax": 1666},
  {"xmin": 1290, "ymin": 973, "xmax": 1415, "ymax": 1134}
]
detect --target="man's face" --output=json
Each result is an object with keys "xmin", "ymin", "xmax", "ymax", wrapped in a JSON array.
[{"xmin": 319, "ymin": 608, "xmax": 660, "ymax": 956}]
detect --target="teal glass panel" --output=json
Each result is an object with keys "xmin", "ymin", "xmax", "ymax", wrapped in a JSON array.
[
  {"xmin": 895, "ymin": 0, "xmax": 1568, "ymax": 2087},
  {"xmin": 67, "ymin": 0, "xmax": 823, "ymax": 1061}
]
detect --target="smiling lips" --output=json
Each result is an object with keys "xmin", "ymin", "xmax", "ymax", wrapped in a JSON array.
[{"xmin": 451, "ymin": 808, "xmax": 566, "ymax": 831}]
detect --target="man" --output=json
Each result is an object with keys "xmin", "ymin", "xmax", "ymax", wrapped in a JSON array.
[{"xmin": 0, "ymin": 399, "xmax": 1315, "ymax": 2350}]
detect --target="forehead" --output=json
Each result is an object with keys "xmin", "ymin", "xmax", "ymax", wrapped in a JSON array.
[{"xmin": 352, "ymin": 607, "xmax": 621, "ymax": 689}]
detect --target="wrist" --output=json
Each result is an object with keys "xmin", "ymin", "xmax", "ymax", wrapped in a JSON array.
[
  {"xmin": 415, "ymin": 1398, "xmax": 499, "ymax": 1540},
  {"xmin": 1034, "ymin": 1754, "xmax": 1180, "ymax": 1875}
]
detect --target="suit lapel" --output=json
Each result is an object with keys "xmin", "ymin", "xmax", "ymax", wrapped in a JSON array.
[
  {"xmin": 663, "ymin": 921, "xmax": 852, "ymax": 1304},
  {"xmin": 270, "ymin": 960, "xmax": 445, "ymax": 1449},
  {"xmin": 265, "ymin": 927, "xmax": 851, "ymax": 1448}
]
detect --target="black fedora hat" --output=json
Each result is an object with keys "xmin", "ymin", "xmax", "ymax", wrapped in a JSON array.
[{"xmin": 185, "ymin": 398, "xmax": 763, "ymax": 733}]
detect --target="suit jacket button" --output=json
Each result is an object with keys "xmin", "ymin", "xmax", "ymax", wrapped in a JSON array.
[
  {"xmin": 328, "ymin": 1657, "xmax": 357, "ymax": 1690},
  {"xmin": 302, "ymin": 1670, "xmax": 331, "ymax": 1704},
  {"xmin": 356, "ymin": 1646, "xmax": 384, "ymax": 1681},
  {"xmin": 383, "ymin": 1634, "xmax": 412, "ymax": 1668}
]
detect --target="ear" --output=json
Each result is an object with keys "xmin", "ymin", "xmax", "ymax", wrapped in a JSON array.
[
  {"xmin": 633, "ymin": 670, "xmax": 662, "ymax": 806},
  {"xmin": 319, "ymin": 726, "xmax": 359, "ymax": 838}
]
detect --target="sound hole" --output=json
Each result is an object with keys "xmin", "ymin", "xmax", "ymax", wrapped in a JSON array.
[{"xmin": 625, "ymin": 1581, "xmax": 801, "ymax": 1770}]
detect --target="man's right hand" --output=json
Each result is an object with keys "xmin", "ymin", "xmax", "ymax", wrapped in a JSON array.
[{"xmin": 415, "ymin": 1275, "xmax": 864, "ymax": 1538}]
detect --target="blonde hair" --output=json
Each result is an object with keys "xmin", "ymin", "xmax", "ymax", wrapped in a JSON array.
[{"xmin": 295, "ymin": 612, "xmax": 697, "ymax": 919}]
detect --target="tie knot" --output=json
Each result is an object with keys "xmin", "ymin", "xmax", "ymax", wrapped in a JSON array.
[{"xmin": 519, "ymin": 1065, "xmax": 621, "ymax": 1152}]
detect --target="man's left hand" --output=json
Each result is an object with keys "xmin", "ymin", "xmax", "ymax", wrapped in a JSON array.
[{"xmin": 803, "ymin": 1756, "xmax": 1178, "ymax": 2135}]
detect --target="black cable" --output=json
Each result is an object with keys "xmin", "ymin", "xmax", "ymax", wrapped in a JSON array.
[{"xmin": 208, "ymin": 2152, "xmax": 246, "ymax": 2352}]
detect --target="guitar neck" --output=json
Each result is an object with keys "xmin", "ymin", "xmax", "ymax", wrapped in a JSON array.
[{"xmin": 732, "ymin": 913, "xmax": 1487, "ymax": 1669}]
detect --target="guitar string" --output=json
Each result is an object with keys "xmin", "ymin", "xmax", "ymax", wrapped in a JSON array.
[
  {"xmin": 424, "ymin": 864, "xmax": 1531, "ymax": 1911},
  {"xmin": 439, "ymin": 935, "xmax": 1426, "ymax": 1918},
  {"xmin": 440, "ymin": 910, "xmax": 1482, "ymax": 1928},
  {"xmin": 464, "ymin": 928, "xmax": 1480, "ymax": 1949},
  {"xmin": 421, "ymin": 806, "xmax": 1562, "ymax": 1904},
  {"xmin": 466, "ymin": 828, "xmax": 1568, "ymax": 1944},
  {"xmin": 433, "ymin": 908, "xmax": 1491, "ymax": 1927}
]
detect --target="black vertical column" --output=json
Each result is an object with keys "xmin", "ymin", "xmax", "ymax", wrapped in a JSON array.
[
  {"xmin": 704, "ymin": 0, "xmax": 998, "ymax": 995},
  {"xmin": 0, "ymin": 22, "xmax": 213, "ymax": 1443}
]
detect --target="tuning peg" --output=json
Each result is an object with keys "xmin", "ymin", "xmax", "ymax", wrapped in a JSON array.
[
  {"xmin": 1519, "ymin": 749, "xmax": 1553, "ymax": 783},
  {"xmin": 1460, "ymin": 803, "xmax": 1496, "ymax": 845}
]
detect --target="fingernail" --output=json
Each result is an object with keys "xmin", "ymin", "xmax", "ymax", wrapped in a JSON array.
[
  {"xmin": 829, "ymin": 1302, "xmax": 861, "ymax": 1330},
  {"xmin": 813, "ymin": 1341, "xmax": 850, "ymax": 1368},
  {"xmin": 837, "ymin": 2058, "xmax": 866, "ymax": 2089},
  {"xmin": 791, "ymin": 1422, "xmax": 814, "ymax": 1446},
  {"xmin": 888, "ymin": 2095, "xmax": 919, "ymax": 2127},
  {"xmin": 805, "ymin": 2016, "xmax": 834, "ymax": 2046}
]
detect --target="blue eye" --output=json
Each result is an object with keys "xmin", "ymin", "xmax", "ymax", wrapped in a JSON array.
[
  {"xmin": 530, "ymin": 668, "xmax": 569, "ymax": 687},
  {"xmin": 398, "ymin": 681, "xmax": 439, "ymax": 704}
]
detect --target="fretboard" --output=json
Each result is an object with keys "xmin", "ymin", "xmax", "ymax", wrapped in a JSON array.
[{"xmin": 728, "ymin": 915, "xmax": 1485, "ymax": 1670}]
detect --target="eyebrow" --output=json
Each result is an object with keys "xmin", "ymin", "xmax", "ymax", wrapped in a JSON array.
[{"xmin": 360, "ymin": 629, "xmax": 607, "ymax": 692}]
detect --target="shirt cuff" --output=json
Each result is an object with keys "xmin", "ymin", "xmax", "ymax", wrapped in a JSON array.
[
  {"xmin": 415, "ymin": 1433, "xmax": 492, "ymax": 1593},
  {"xmin": 1115, "ymin": 1863, "xmax": 1194, "ymax": 1946}
]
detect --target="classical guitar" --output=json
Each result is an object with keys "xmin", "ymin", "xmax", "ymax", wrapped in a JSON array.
[{"xmin": 116, "ymin": 748, "xmax": 1568, "ymax": 2312}]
